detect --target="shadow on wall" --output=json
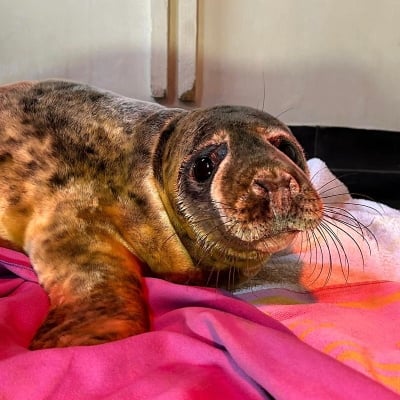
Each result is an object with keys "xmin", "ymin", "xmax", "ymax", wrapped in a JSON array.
[
  {"xmin": 3, "ymin": 48, "xmax": 399, "ymax": 133},
  {"xmin": 197, "ymin": 60, "xmax": 400, "ymax": 132},
  {"xmin": 1, "ymin": 48, "xmax": 152, "ymax": 103}
]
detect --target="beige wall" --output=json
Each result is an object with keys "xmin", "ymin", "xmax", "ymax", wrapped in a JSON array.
[
  {"xmin": 1, "ymin": 0, "xmax": 152, "ymax": 100},
  {"xmin": 1, "ymin": 0, "xmax": 399, "ymax": 130}
]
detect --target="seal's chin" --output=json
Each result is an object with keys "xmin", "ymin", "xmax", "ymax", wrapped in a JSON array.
[
  {"xmin": 200, "ymin": 229, "xmax": 300, "ymax": 271},
  {"xmin": 253, "ymin": 230, "xmax": 299, "ymax": 254},
  {"xmin": 156, "ymin": 228, "xmax": 300, "ymax": 289},
  {"xmin": 213, "ymin": 229, "xmax": 300, "ymax": 263}
]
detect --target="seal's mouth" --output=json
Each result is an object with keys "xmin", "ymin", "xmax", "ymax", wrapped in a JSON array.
[
  {"xmin": 201, "ymin": 229, "xmax": 300, "ymax": 269},
  {"xmin": 217, "ymin": 226, "xmax": 300, "ymax": 255},
  {"xmin": 254, "ymin": 229, "xmax": 300, "ymax": 253}
]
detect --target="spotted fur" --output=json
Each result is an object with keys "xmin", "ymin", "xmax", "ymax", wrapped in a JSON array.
[{"xmin": 0, "ymin": 80, "xmax": 322, "ymax": 348}]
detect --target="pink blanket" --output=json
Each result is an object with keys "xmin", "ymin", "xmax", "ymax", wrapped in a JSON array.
[{"xmin": 0, "ymin": 247, "xmax": 398, "ymax": 399}]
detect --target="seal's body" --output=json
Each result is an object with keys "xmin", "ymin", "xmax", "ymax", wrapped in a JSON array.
[{"xmin": 0, "ymin": 80, "xmax": 322, "ymax": 348}]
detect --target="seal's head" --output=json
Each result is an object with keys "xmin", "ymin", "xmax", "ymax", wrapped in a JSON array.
[{"xmin": 155, "ymin": 106, "xmax": 323, "ymax": 286}]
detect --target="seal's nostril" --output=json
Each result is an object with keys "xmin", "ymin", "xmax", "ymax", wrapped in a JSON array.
[
  {"xmin": 252, "ymin": 171, "xmax": 300, "ymax": 199},
  {"xmin": 251, "ymin": 172, "xmax": 301, "ymax": 215},
  {"xmin": 254, "ymin": 179, "xmax": 269, "ymax": 192},
  {"xmin": 252, "ymin": 179, "xmax": 271, "ymax": 199}
]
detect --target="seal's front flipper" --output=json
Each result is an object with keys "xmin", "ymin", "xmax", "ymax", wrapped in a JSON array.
[
  {"xmin": 26, "ymin": 202, "xmax": 148, "ymax": 349},
  {"xmin": 29, "ymin": 268, "xmax": 147, "ymax": 349}
]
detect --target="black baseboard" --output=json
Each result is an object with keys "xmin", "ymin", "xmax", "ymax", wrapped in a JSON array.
[{"xmin": 289, "ymin": 126, "xmax": 400, "ymax": 209}]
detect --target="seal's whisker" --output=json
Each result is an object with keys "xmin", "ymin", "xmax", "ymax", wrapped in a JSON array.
[
  {"xmin": 228, "ymin": 266, "xmax": 233, "ymax": 291},
  {"xmin": 310, "ymin": 166, "xmax": 332, "ymax": 184},
  {"xmin": 325, "ymin": 201, "xmax": 383, "ymax": 217},
  {"xmin": 316, "ymin": 181, "xmax": 349, "ymax": 196},
  {"xmin": 315, "ymin": 225, "xmax": 334, "ymax": 286},
  {"xmin": 307, "ymin": 229, "xmax": 325, "ymax": 284},
  {"xmin": 184, "ymin": 274, "xmax": 196, "ymax": 286},
  {"xmin": 160, "ymin": 231, "xmax": 179, "ymax": 250},
  {"xmin": 324, "ymin": 209, "xmax": 377, "ymax": 251},
  {"xmin": 323, "ymin": 206, "xmax": 367, "ymax": 231},
  {"xmin": 319, "ymin": 192, "xmax": 355, "ymax": 201},
  {"xmin": 318, "ymin": 221, "xmax": 351, "ymax": 282},
  {"xmin": 188, "ymin": 215, "xmax": 223, "ymax": 225},
  {"xmin": 323, "ymin": 213, "xmax": 374, "ymax": 255},
  {"xmin": 191, "ymin": 199, "xmax": 236, "ymax": 210},
  {"xmin": 205, "ymin": 266, "xmax": 216, "ymax": 287},
  {"xmin": 322, "ymin": 215, "xmax": 367, "ymax": 269},
  {"xmin": 318, "ymin": 190, "xmax": 352, "ymax": 201},
  {"xmin": 304, "ymin": 229, "xmax": 314, "ymax": 267},
  {"xmin": 192, "ymin": 219, "xmax": 231, "ymax": 270},
  {"xmin": 306, "ymin": 230, "xmax": 315, "ymax": 267},
  {"xmin": 318, "ymin": 171, "xmax": 361, "ymax": 184},
  {"xmin": 262, "ymin": 72, "xmax": 266, "ymax": 112},
  {"xmin": 295, "ymin": 230, "xmax": 307, "ymax": 267},
  {"xmin": 275, "ymin": 106, "xmax": 294, "ymax": 119},
  {"xmin": 305, "ymin": 229, "xmax": 318, "ymax": 278},
  {"xmin": 215, "ymin": 269, "xmax": 221, "ymax": 289},
  {"xmin": 321, "ymin": 223, "xmax": 349, "ymax": 281}
]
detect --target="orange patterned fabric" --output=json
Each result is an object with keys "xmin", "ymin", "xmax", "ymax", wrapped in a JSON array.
[{"xmin": 240, "ymin": 281, "xmax": 400, "ymax": 394}]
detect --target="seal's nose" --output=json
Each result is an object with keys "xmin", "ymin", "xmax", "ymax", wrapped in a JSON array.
[{"xmin": 251, "ymin": 170, "xmax": 300, "ymax": 214}]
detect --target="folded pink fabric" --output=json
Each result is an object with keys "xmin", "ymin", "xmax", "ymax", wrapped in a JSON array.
[{"xmin": 0, "ymin": 247, "xmax": 398, "ymax": 399}]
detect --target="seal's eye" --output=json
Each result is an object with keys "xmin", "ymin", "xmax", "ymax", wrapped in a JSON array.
[
  {"xmin": 189, "ymin": 143, "xmax": 227, "ymax": 184},
  {"xmin": 272, "ymin": 138, "xmax": 300, "ymax": 166},
  {"xmin": 277, "ymin": 141, "xmax": 297, "ymax": 162},
  {"xmin": 193, "ymin": 156, "xmax": 214, "ymax": 182}
]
